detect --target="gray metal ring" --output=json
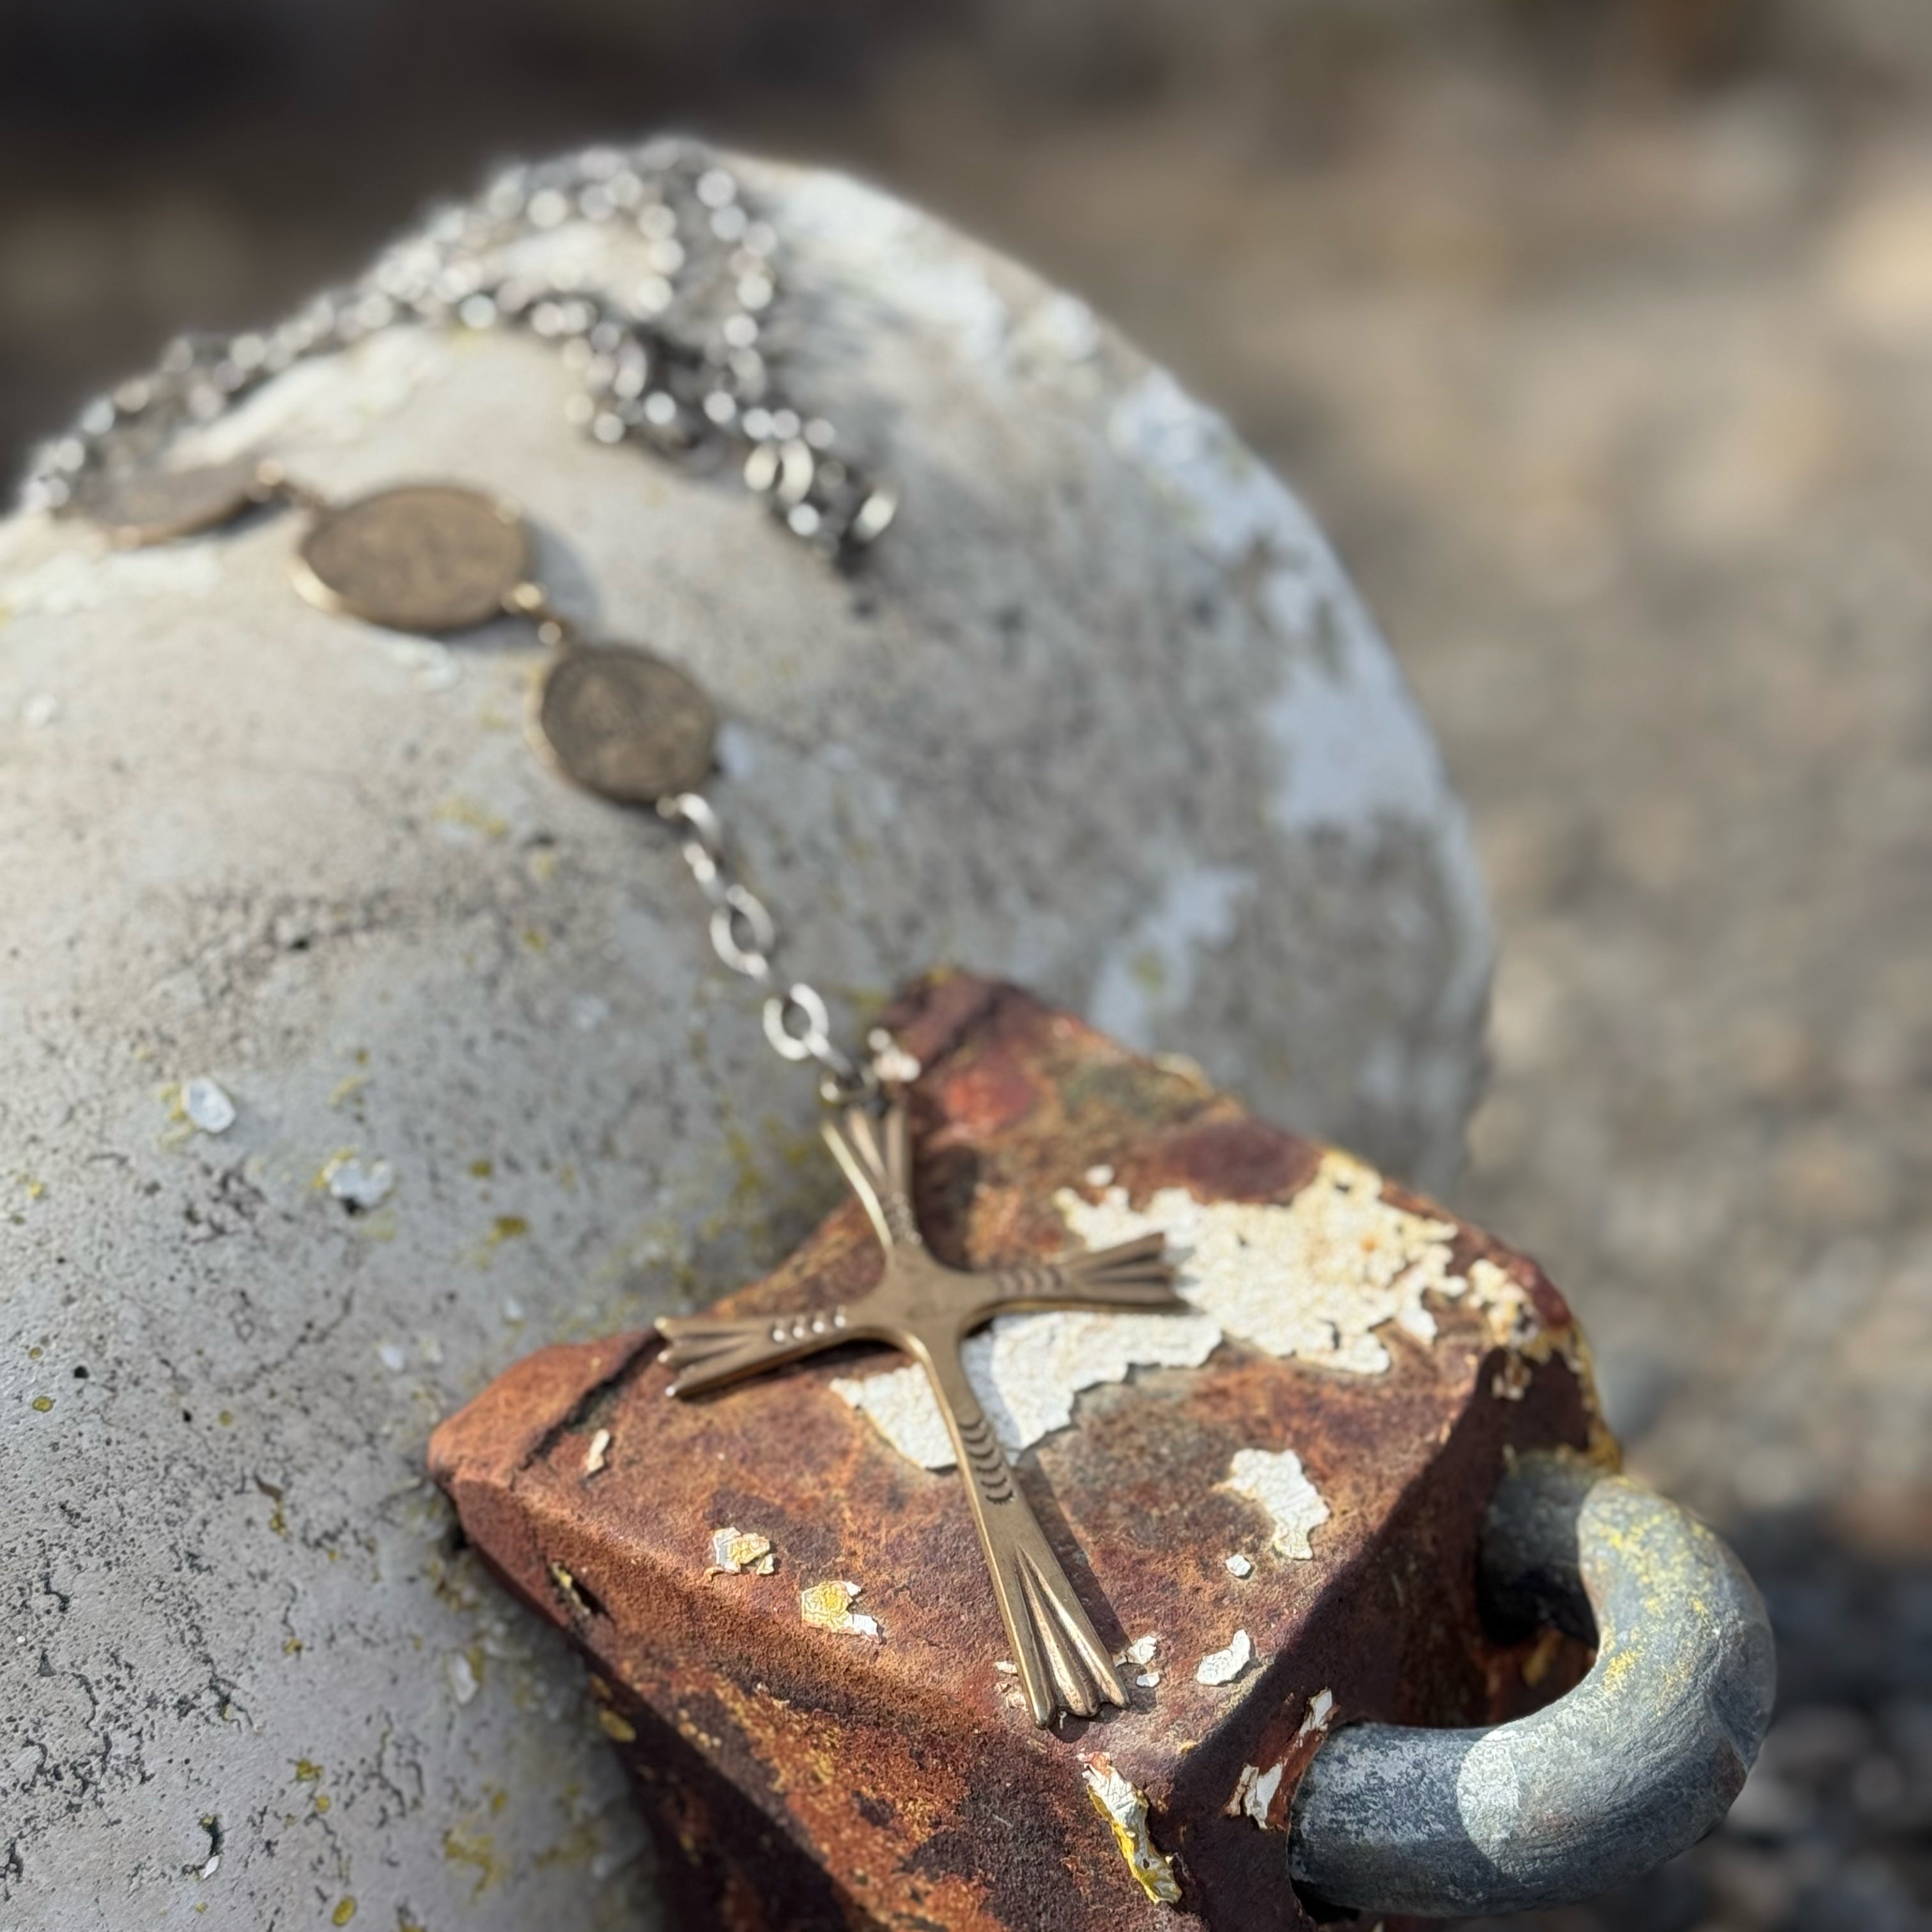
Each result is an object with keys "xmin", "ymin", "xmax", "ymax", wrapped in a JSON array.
[{"xmin": 1287, "ymin": 1451, "xmax": 1777, "ymax": 1919}]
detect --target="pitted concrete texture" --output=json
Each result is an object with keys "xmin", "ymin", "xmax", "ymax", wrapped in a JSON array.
[{"xmin": 0, "ymin": 150, "xmax": 1487, "ymax": 1927}]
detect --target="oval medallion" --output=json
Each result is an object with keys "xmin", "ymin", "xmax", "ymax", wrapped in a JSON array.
[
  {"xmin": 293, "ymin": 484, "xmax": 528, "ymax": 632},
  {"xmin": 91, "ymin": 457, "xmax": 266, "ymax": 548},
  {"xmin": 533, "ymin": 645, "xmax": 718, "ymax": 803}
]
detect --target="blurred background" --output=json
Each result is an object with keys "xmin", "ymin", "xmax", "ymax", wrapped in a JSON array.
[{"xmin": 5, "ymin": 2, "xmax": 1929, "ymax": 1926}]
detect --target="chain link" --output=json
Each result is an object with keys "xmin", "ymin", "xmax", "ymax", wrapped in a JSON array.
[
  {"xmin": 657, "ymin": 792, "xmax": 873, "ymax": 1101},
  {"xmin": 21, "ymin": 138, "xmax": 895, "ymax": 564}
]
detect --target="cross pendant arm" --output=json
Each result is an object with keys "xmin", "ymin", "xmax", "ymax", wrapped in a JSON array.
[
  {"xmin": 978, "ymin": 1232, "xmax": 1184, "ymax": 1318},
  {"xmin": 656, "ymin": 1299, "xmax": 863, "ymax": 1398},
  {"xmin": 913, "ymin": 1330, "xmax": 1129, "ymax": 1725},
  {"xmin": 822, "ymin": 1104, "xmax": 921, "ymax": 1250}
]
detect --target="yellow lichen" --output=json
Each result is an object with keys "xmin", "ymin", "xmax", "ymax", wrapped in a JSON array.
[
  {"xmin": 443, "ymin": 1827, "xmax": 501, "ymax": 1896},
  {"xmin": 433, "ymin": 795, "xmax": 508, "ymax": 838}
]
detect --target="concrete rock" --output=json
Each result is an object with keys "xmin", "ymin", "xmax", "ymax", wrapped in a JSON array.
[{"xmin": 0, "ymin": 147, "xmax": 1487, "ymax": 1926}]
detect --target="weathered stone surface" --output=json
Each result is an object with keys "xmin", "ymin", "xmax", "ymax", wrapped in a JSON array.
[
  {"xmin": 433, "ymin": 975, "xmax": 1604, "ymax": 1931},
  {"xmin": 0, "ymin": 149, "xmax": 1487, "ymax": 1926}
]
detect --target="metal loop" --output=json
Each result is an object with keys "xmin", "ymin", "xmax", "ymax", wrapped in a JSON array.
[
  {"xmin": 658, "ymin": 787, "xmax": 868, "ymax": 1097},
  {"xmin": 1288, "ymin": 1452, "xmax": 1775, "ymax": 1917},
  {"xmin": 763, "ymin": 983, "xmax": 832, "ymax": 1062},
  {"xmin": 710, "ymin": 885, "xmax": 775, "ymax": 979},
  {"xmin": 660, "ymin": 791, "xmax": 723, "ymax": 860}
]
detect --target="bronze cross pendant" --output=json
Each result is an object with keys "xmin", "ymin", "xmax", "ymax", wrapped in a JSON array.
[{"xmin": 656, "ymin": 1099, "xmax": 1182, "ymax": 1726}]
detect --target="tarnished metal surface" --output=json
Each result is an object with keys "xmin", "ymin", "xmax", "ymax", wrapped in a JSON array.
[
  {"xmin": 432, "ymin": 974, "xmax": 1609, "ymax": 1929},
  {"xmin": 1288, "ymin": 1453, "xmax": 1777, "ymax": 1918}
]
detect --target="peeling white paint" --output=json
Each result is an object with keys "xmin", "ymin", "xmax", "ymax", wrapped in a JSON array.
[
  {"xmin": 709, "ymin": 1527, "xmax": 776, "ymax": 1575},
  {"xmin": 1235, "ymin": 1759, "xmax": 1285, "ymax": 1826},
  {"xmin": 1088, "ymin": 863, "xmax": 1255, "ymax": 1050},
  {"xmin": 1225, "ymin": 1552, "xmax": 1254, "ymax": 1579},
  {"xmin": 1058, "ymin": 1155, "xmax": 1540, "ymax": 1376},
  {"xmin": 1297, "ymin": 1687, "xmax": 1336, "ymax": 1739},
  {"xmin": 800, "ymin": 1579, "xmax": 879, "ymax": 1638},
  {"xmin": 1081, "ymin": 1752, "xmax": 1183, "ymax": 1905},
  {"xmin": 837, "ymin": 1151, "xmax": 1540, "ymax": 1472},
  {"xmin": 1197, "ymin": 1628, "xmax": 1253, "ymax": 1686},
  {"xmin": 831, "ymin": 1302, "xmax": 1218, "ymax": 1472},
  {"xmin": 1223, "ymin": 1446, "xmax": 1331, "ymax": 1560},
  {"xmin": 1228, "ymin": 1690, "xmax": 1331, "ymax": 1828}
]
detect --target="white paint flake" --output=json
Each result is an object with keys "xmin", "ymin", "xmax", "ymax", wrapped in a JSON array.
[
  {"xmin": 1223, "ymin": 1446, "xmax": 1331, "ymax": 1560},
  {"xmin": 1196, "ymin": 1628, "xmax": 1253, "ymax": 1686},
  {"xmin": 583, "ymin": 1428, "xmax": 611, "ymax": 1476},
  {"xmin": 182, "ymin": 1077, "xmax": 236, "ymax": 1135},
  {"xmin": 1225, "ymin": 1553, "xmax": 1254, "ymax": 1579},
  {"xmin": 709, "ymin": 1527, "xmax": 776, "ymax": 1575},
  {"xmin": 1230, "ymin": 1759, "xmax": 1286, "ymax": 1827},
  {"xmin": 800, "ymin": 1579, "xmax": 878, "ymax": 1638},
  {"xmin": 1297, "ymin": 1688, "xmax": 1336, "ymax": 1739},
  {"xmin": 1081, "ymin": 1752, "xmax": 1183, "ymax": 1905}
]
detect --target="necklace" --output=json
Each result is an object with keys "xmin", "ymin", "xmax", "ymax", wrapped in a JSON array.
[
  {"xmin": 84, "ymin": 459, "xmax": 1184, "ymax": 1726},
  {"xmin": 65, "ymin": 137, "xmax": 1182, "ymax": 1729},
  {"xmin": 24, "ymin": 138, "xmax": 894, "ymax": 562}
]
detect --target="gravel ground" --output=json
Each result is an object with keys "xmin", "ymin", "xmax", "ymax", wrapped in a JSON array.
[{"xmin": 5, "ymin": 21, "xmax": 1928, "ymax": 1925}]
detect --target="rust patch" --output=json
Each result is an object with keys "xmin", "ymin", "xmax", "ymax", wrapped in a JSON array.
[{"xmin": 430, "ymin": 972, "xmax": 1607, "ymax": 1930}]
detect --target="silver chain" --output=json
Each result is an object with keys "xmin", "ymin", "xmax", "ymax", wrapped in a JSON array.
[
  {"xmin": 658, "ymin": 792, "xmax": 901, "ymax": 1101},
  {"xmin": 20, "ymin": 134, "xmax": 906, "ymax": 1100},
  {"xmin": 19, "ymin": 136, "xmax": 895, "ymax": 562}
]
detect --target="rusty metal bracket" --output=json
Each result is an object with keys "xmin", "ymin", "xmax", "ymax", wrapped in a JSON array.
[{"xmin": 1288, "ymin": 1451, "xmax": 1777, "ymax": 1918}]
